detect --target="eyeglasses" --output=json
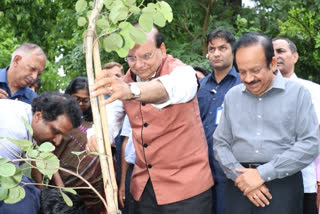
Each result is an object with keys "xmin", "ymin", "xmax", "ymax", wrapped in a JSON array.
[
  {"xmin": 125, "ymin": 49, "xmax": 158, "ymax": 64},
  {"xmin": 73, "ymin": 96, "xmax": 90, "ymax": 105}
]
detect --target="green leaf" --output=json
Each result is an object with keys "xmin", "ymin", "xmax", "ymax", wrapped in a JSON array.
[
  {"xmin": 61, "ymin": 190, "xmax": 73, "ymax": 207},
  {"xmin": 103, "ymin": 33, "xmax": 124, "ymax": 52},
  {"xmin": 129, "ymin": 6, "xmax": 140, "ymax": 13},
  {"xmin": 36, "ymin": 152, "xmax": 59, "ymax": 179},
  {"xmin": 71, "ymin": 150, "xmax": 86, "ymax": 156},
  {"xmin": 77, "ymin": 17, "xmax": 87, "ymax": 27},
  {"xmin": 63, "ymin": 188, "xmax": 77, "ymax": 195},
  {"xmin": 0, "ymin": 157, "xmax": 9, "ymax": 164},
  {"xmin": 129, "ymin": 28, "xmax": 147, "ymax": 45},
  {"xmin": 75, "ymin": 0, "xmax": 87, "ymax": 13},
  {"xmin": 0, "ymin": 168, "xmax": 22, "ymax": 189},
  {"xmin": 142, "ymin": 6, "xmax": 156, "ymax": 15},
  {"xmin": 158, "ymin": 1, "xmax": 173, "ymax": 22},
  {"xmin": 26, "ymin": 149, "xmax": 39, "ymax": 158},
  {"xmin": 0, "ymin": 11, "xmax": 4, "ymax": 17},
  {"xmin": 21, "ymin": 117, "xmax": 33, "ymax": 137},
  {"xmin": 139, "ymin": 13, "xmax": 153, "ymax": 32},
  {"xmin": 153, "ymin": 12, "xmax": 166, "ymax": 27},
  {"xmin": 0, "ymin": 163, "xmax": 16, "ymax": 177},
  {"xmin": 7, "ymin": 138, "xmax": 33, "ymax": 150},
  {"xmin": 119, "ymin": 22, "xmax": 134, "ymax": 32},
  {"xmin": 4, "ymin": 186, "xmax": 25, "ymax": 204},
  {"xmin": 123, "ymin": 0, "xmax": 136, "ymax": 7},
  {"xmin": 38, "ymin": 142, "xmax": 55, "ymax": 152},
  {"xmin": 109, "ymin": 6, "xmax": 129, "ymax": 24},
  {"xmin": 116, "ymin": 47, "xmax": 129, "ymax": 58},
  {"xmin": 97, "ymin": 17, "xmax": 110, "ymax": 29},
  {"xmin": 104, "ymin": 0, "xmax": 113, "ymax": 9},
  {"xmin": 0, "ymin": 187, "xmax": 8, "ymax": 201}
]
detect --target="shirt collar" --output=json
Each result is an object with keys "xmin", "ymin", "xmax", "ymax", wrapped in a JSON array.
[{"xmin": 210, "ymin": 66, "xmax": 238, "ymax": 81}]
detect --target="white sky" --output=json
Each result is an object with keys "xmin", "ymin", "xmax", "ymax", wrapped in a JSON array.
[{"xmin": 242, "ymin": 0, "xmax": 256, "ymax": 8}]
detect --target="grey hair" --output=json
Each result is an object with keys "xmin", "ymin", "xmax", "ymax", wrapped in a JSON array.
[{"xmin": 10, "ymin": 43, "xmax": 46, "ymax": 65}]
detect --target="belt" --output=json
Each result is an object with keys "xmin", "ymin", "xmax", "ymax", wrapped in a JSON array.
[{"xmin": 240, "ymin": 163, "xmax": 265, "ymax": 169}]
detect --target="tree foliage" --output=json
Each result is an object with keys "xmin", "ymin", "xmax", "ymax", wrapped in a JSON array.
[{"xmin": 0, "ymin": 0, "xmax": 319, "ymax": 88}]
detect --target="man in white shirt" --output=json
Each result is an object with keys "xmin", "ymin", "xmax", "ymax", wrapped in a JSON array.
[
  {"xmin": 273, "ymin": 37, "xmax": 320, "ymax": 214},
  {"xmin": 0, "ymin": 92, "xmax": 82, "ymax": 214}
]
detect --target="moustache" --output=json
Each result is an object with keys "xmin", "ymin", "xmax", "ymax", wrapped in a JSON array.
[{"xmin": 244, "ymin": 80, "xmax": 259, "ymax": 85}]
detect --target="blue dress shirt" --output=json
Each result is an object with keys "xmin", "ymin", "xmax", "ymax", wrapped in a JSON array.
[
  {"xmin": 197, "ymin": 67, "xmax": 241, "ymax": 182},
  {"xmin": 0, "ymin": 67, "xmax": 37, "ymax": 104}
]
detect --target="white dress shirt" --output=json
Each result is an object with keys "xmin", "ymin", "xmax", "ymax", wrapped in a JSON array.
[
  {"xmin": 0, "ymin": 99, "xmax": 33, "ymax": 164},
  {"xmin": 290, "ymin": 73, "xmax": 320, "ymax": 193}
]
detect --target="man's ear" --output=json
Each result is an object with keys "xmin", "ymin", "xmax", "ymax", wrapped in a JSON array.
[
  {"xmin": 160, "ymin": 43, "xmax": 166, "ymax": 56},
  {"xmin": 270, "ymin": 56, "xmax": 277, "ymax": 71},
  {"xmin": 12, "ymin": 55, "xmax": 22, "ymax": 66},
  {"xmin": 292, "ymin": 52, "xmax": 299, "ymax": 64},
  {"xmin": 32, "ymin": 111, "xmax": 43, "ymax": 122}
]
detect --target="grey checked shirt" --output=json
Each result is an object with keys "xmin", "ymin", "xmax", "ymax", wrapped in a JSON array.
[{"xmin": 213, "ymin": 72, "xmax": 319, "ymax": 182}]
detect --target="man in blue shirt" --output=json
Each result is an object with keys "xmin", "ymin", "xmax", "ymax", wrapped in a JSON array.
[
  {"xmin": 197, "ymin": 29, "xmax": 241, "ymax": 214},
  {"xmin": 0, "ymin": 43, "xmax": 46, "ymax": 104}
]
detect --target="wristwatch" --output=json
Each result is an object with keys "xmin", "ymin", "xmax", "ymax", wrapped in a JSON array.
[{"xmin": 128, "ymin": 83, "xmax": 141, "ymax": 99}]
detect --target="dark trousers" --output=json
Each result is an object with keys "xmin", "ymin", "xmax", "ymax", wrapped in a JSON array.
[
  {"xmin": 303, "ymin": 193, "xmax": 317, "ymax": 214},
  {"xmin": 133, "ymin": 179, "xmax": 212, "ymax": 214},
  {"xmin": 212, "ymin": 181, "xmax": 225, "ymax": 214},
  {"xmin": 225, "ymin": 172, "xmax": 304, "ymax": 214}
]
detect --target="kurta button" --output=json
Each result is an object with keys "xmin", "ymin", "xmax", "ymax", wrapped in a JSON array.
[
  {"xmin": 147, "ymin": 164, "xmax": 152, "ymax": 168},
  {"xmin": 143, "ymin": 144, "xmax": 148, "ymax": 148},
  {"xmin": 143, "ymin": 123, "xmax": 149, "ymax": 127},
  {"xmin": 142, "ymin": 102, "xmax": 146, "ymax": 106}
]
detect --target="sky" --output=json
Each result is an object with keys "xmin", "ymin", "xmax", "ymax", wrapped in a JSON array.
[{"xmin": 242, "ymin": 0, "xmax": 256, "ymax": 8}]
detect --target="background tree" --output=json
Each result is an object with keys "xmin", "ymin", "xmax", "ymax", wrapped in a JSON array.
[{"xmin": 0, "ymin": 0, "xmax": 319, "ymax": 89}]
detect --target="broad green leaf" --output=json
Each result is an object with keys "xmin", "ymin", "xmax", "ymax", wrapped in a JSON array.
[
  {"xmin": 116, "ymin": 47, "xmax": 129, "ymax": 58},
  {"xmin": 153, "ymin": 12, "xmax": 166, "ymax": 27},
  {"xmin": 104, "ymin": 0, "xmax": 113, "ymax": 9},
  {"xmin": 38, "ymin": 142, "xmax": 55, "ymax": 152},
  {"xmin": 123, "ymin": 0, "xmax": 136, "ymax": 7},
  {"xmin": 120, "ymin": 31, "xmax": 135, "ymax": 50},
  {"xmin": 0, "ymin": 11, "xmax": 4, "ymax": 17},
  {"xmin": 142, "ymin": 6, "xmax": 156, "ymax": 15},
  {"xmin": 26, "ymin": 149, "xmax": 39, "ymax": 158},
  {"xmin": 109, "ymin": 6, "xmax": 129, "ymax": 24},
  {"xmin": 86, "ymin": 10, "xmax": 92, "ymax": 19},
  {"xmin": 61, "ymin": 190, "xmax": 73, "ymax": 207},
  {"xmin": 0, "ymin": 187, "xmax": 8, "ymax": 201},
  {"xmin": 71, "ymin": 150, "xmax": 86, "ymax": 156},
  {"xmin": 21, "ymin": 117, "xmax": 33, "ymax": 137},
  {"xmin": 4, "ymin": 186, "xmax": 25, "ymax": 204},
  {"xmin": 0, "ymin": 157, "xmax": 9, "ymax": 164},
  {"xmin": 75, "ymin": 0, "xmax": 87, "ymax": 13},
  {"xmin": 0, "ymin": 168, "xmax": 22, "ymax": 189},
  {"xmin": 0, "ymin": 163, "xmax": 16, "ymax": 177},
  {"xmin": 139, "ymin": 13, "xmax": 153, "ymax": 32},
  {"xmin": 36, "ymin": 152, "xmax": 59, "ymax": 179},
  {"xmin": 129, "ymin": 6, "xmax": 140, "ymax": 14},
  {"xmin": 89, "ymin": 1, "xmax": 94, "ymax": 8},
  {"xmin": 103, "ymin": 33, "xmax": 124, "ymax": 52},
  {"xmin": 158, "ymin": 1, "xmax": 173, "ymax": 22},
  {"xmin": 63, "ymin": 188, "xmax": 77, "ymax": 195},
  {"xmin": 97, "ymin": 17, "xmax": 110, "ymax": 29},
  {"xmin": 7, "ymin": 138, "xmax": 33, "ymax": 150},
  {"xmin": 119, "ymin": 22, "xmax": 134, "ymax": 32},
  {"xmin": 129, "ymin": 28, "xmax": 147, "ymax": 45},
  {"xmin": 77, "ymin": 17, "xmax": 87, "ymax": 27}
]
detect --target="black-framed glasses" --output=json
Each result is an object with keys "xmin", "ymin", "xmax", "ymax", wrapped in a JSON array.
[{"xmin": 73, "ymin": 96, "xmax": 90, "ymax": 104}]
